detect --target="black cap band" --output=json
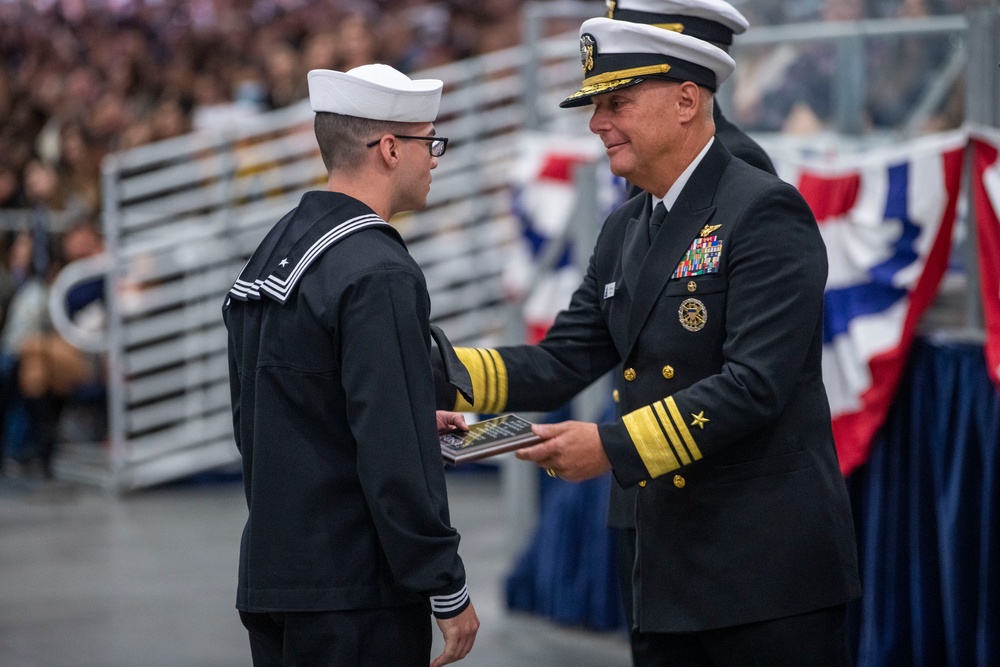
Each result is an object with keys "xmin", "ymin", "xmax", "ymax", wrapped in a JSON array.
[{"xmin": 611, "ymin": 11, "xmax": 734, "ymax": 45}]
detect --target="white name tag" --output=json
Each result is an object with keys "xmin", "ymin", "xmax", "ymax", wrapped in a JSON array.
[{"xmin": 603, "ymin": 282, "xmax": 616, "ymax": 299}]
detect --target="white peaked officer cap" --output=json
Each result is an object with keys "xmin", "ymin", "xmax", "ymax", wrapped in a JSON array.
[
  {"xmin": 307, "ymin": 64, "xmax": 443, "ymax": 122},
  {"xmin": 606, "ymin": 0, "xmax": 749, "ymax": 44},
  {"xmin": 561, "ymin": 17, "xmax": 735, "ymax": 108}
]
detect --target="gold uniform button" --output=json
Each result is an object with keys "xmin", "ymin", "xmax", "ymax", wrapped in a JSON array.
[
  {"xmin": 624, "ymin": 368, "xmax": 636, "ymax": 382},
  {"xmin": 687, "ymin": 281, "xmax": 697, "ymax": 292},
  {"xmin": 638, "ymin": 480, "xmax": 647, "ymax": 488},
  {"xmin": 662, "ymin": 365, "xmax": 674, "ymax": 379},
  {"xmin": 612, "ymin": 389, "xmax": 620, "ymax": 403},
  {"xmin": 673, "ymin": 474, "xmax": 686, "ymax": 489}
]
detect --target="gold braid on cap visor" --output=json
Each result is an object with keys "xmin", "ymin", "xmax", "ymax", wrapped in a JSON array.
[{"xmin": 563, "ymin": 63, "xmax": 673, "ymax": 102}]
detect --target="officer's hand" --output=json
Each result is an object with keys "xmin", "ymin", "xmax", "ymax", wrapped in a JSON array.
[
  {"xmin": 517, "ymin": 421, "xmax": 611, "ymax": 482},
  {"xmin": 431, "ymin": 603, "xmax": 479, "ymax": 667},
  {"xmin": 436, "ymin": 411, "xmax": 469, "ymax": 435}
]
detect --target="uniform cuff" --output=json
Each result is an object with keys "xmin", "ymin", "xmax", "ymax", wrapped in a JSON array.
[
  {"xmin": 598, "ymin": 421, "xmax": 650, "ymax": 488},
  {"xmin": 429, "ymin": 583, "xmax": 470, "ymax": 619}
]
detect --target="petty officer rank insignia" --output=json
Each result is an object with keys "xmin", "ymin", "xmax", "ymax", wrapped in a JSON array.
[
  {"xmin": 679, "ymin": 298, "xmax": 707, "ymax": 332},
  {"xmin": 672, "ymin": 235, "xmax": 722, "ymax": 279}
]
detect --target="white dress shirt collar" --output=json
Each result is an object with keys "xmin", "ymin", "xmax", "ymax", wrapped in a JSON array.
[{"xmin": 656, "ymin": 136, "xmax": 715, "ymax": 213}]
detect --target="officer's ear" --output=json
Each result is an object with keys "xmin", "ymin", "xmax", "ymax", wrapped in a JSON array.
[{"xmin": 675, "ymin": 82, "xmax": 702, "ymax": 123}]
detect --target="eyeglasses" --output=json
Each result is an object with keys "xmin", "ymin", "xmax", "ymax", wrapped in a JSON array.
[{"xmin": 366, "ymin": 135, "xmax": 449, "ymax": 157}]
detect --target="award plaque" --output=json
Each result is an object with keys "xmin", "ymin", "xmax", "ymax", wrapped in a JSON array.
[{"xmin": 440, "ymin": 414, "xmax": 542, "ymax": 464}]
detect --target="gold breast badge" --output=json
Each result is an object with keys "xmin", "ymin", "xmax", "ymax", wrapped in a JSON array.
[
  {"xmin": 700, "ymin": 224, "xmax": 721, "ymax": 238},
  {"xmin": 678, "ymin": 298, "xmax": 707, "ymax": 332}
]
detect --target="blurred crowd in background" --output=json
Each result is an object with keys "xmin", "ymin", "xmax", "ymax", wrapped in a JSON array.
[
  {"xmin": 0, "ymin": 0, "xmax": 980, "ymax": 219},
  {"xmin": 0, "ymin": 0, "xmax": 985, "ymax": 475},
  {"xmin": 730, "ymin": 0, "xmax": 971, "ymax": 135},
  {"xmin": 0, "ymin": 0, "xmax": 528, "ymax": 220}
]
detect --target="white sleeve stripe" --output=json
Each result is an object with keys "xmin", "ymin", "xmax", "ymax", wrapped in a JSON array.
[
  {"xmin": 434, "ymin": 600, "xmax": 468, "ymax": 614},
  {"xmin": 431, "ymin": 597, "xmax": 469, "ymax": 613},
  {"xmin": 431, "ymin": 584, "xmax": 468, "ymax": 603},
  {"xmin": 430, "ymin": 584, "xmax": 469, "ymax": 612}
]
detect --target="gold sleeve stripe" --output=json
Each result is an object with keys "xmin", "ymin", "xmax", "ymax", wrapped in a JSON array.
[
  {"xmin": 622, "ymin": 405, "xmax": 680, "ymax": 478},
  {"xmin": 474, "ymin": 348, "xmax": 496, "ymax": 412},
  {"xmin": 653, "ymin": 401, "xmax": 690, "ymax": 466},
  {"xmin": 486, "ymin": 348, "xmax": 508, "ymax": 413},
  {"xmin": 665, "ymin": 396, "xmax": 703, "ymax": 461},
  {"xmin": 453, "ymin": 391, "xmax": 475, "ymax": 413},
  {"xmin": 452, "ymin": 347, "xmax": 508, "ymax": 414}
]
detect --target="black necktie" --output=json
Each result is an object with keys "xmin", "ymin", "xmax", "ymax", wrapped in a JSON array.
[{"xmin": 648, "ymin": 201, "xmax": 668, "ymax": 242}]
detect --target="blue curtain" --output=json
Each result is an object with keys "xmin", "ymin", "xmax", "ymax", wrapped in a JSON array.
[
  {"xmin": 847, "ymin": 337, "xmax": 1000, "ymax": 666},
  {"xmin": 505, "ymin": 470, "xmax": 625, "ymax": 631},
  {"xmin": 504, "ymin": 337, "xmax": 1000, "ymax": 665}
]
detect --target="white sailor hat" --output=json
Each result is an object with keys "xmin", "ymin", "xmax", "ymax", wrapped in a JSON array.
[
  {"xmin": 560, "ymin": 17, "xmax": 735, "ymax": 108},
  {"xmin": 605, "ymin": 0, "xmax": 749, "ymax": 45},
  {"xmin": 307, "ymin": 64, "xmax": 443, "ymax": 122}
]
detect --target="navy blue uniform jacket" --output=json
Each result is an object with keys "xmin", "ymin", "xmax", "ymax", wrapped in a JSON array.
[
  {"xmin": 224, "ymin": 191, "xmax": 469, "ymax": 619},
  {"xmin": 713, "ymin": 105, "xmax": 775, "ymax": 176},
  {"xmin": 611, "ymin": 107, "xmax": 778, "ymax": 530},
  {"xmin": 439, "ymin": 140, "xmax": 860, "ymax": 632}
]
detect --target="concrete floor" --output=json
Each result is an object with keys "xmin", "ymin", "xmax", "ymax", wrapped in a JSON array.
[{"xmin": 0, "ymin": 468, "xmax": 630, "ymax": 667}]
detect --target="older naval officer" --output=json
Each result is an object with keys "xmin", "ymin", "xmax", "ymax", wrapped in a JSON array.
[
  {"xmin": 600, "ymin": 3, "xmax": 780, "ymax": 662},
  {"xmin": 433, "ymin": 17, "xmax": 861, "ymax": 666},
  {"xmin": 224, "ymin": 64, "xmax": 479, "ymax": 667}
]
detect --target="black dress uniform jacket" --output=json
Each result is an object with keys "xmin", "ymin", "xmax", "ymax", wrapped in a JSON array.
[
  {"xmin": 441, "ymin": 140, "xmax": 860, "ymax": 632},
  {"xmin": 610, "ymin": 107, "xmax": 778, "ymax": 531},
  {"xmin": 224, "ymin": 191, "xmax": 469, "ymax": 619},
  {"xmin": 713, "ymin": 105, "xmax": 775, "ymax": 175}
]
